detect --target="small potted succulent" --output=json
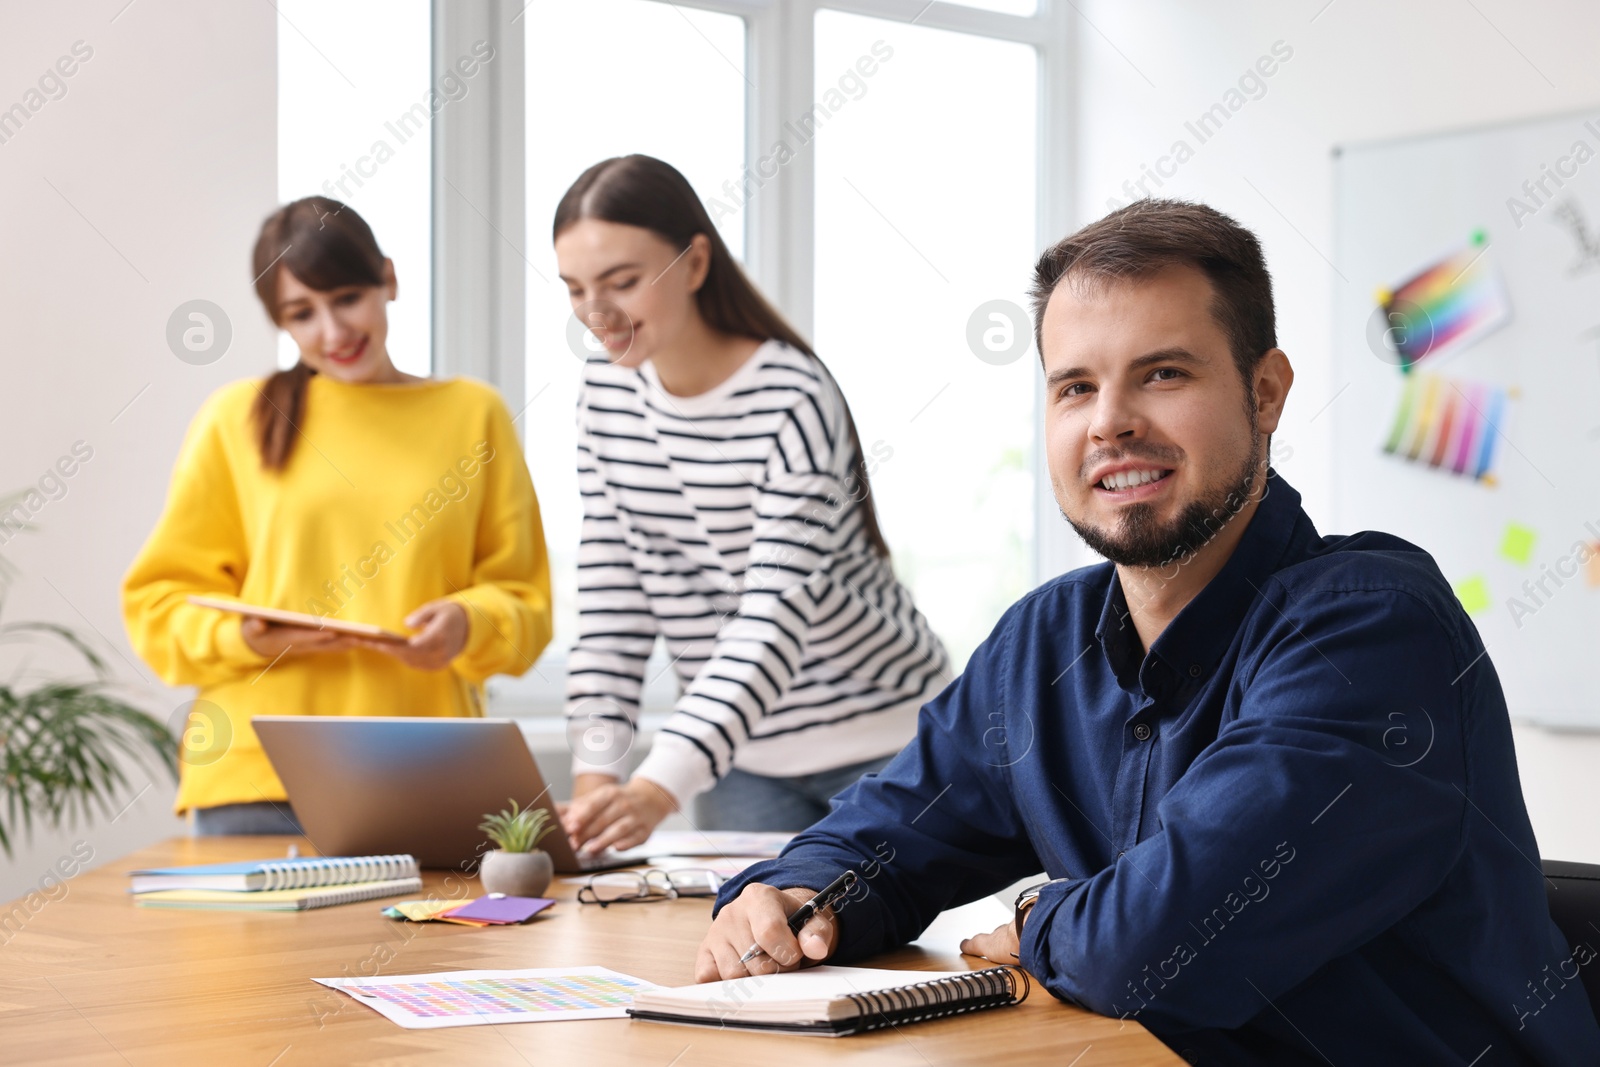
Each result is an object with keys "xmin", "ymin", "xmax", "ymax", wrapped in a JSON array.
[{"xmin": 477, "ymin": 797, "xmax": 556, "ymax": 897}]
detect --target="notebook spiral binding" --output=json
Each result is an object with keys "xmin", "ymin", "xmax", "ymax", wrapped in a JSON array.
[
  {"xmin": 840, "ymin": 966, "xmax": 1030, "ymax": 1033},
  {"xmin": 256, "ymin": 854, "xmax": 415, "ymax": 891}
]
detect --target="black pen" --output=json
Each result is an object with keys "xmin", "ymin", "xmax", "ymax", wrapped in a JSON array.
[{"xmin": 739, "ymin": 870, "xmax": 858, "ymax": 966}]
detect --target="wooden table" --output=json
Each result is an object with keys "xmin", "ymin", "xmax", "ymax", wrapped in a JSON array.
[{"xmin": 3, "ymin": 836, "xmax": 1180, "ymax": 1065}]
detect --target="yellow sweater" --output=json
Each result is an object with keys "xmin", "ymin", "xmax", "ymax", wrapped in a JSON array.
[{"xmin": 123, "ymin": 375, "xmax": 552, "ymax": 813}]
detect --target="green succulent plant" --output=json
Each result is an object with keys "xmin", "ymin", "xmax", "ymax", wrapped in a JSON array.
[{"xmin": 478, "ymin": 796, "xmax": 556, "ymax": 853}]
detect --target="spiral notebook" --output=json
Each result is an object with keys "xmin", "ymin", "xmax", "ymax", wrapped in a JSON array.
[
  {"xmin": 129, "ymin": 854, "xmax": 418, "ymax": 893},
  {"xmin": 134, "ymin": 877, "xmax": 421, "ymax": 911},
  {"xmin": 627, "ymin": 966, "xmax": 1029, "ymax": 1036}
]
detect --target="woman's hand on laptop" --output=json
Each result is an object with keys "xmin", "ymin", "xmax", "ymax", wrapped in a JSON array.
[
  {"xmin": 562, "ymin": 775, "xmax": 677, "ymax": 855},
  {"xmin": 357, "ymin": 599, "xmax": 468, "ymax": 671}
]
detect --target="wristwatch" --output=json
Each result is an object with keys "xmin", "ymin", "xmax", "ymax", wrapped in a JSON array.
[{"xmin": 1014, "ymin": 880, "xmax": 1054, "ymax": 936}]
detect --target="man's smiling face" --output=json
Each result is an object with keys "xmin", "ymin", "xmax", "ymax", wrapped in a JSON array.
[{"xmin": 1041, "ymin": 263, "xmax": 1276, "ymax": 569}]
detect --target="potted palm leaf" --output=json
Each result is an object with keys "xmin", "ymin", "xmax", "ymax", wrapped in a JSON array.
[
  {"xmin": 477, "ymin": 797, "xmax": 556, "ymax": 897},
  {"xmin": 0, "ymin": 618, "xmax": 178, "ymax": 857},
  {"xmin": 0, "ymin": 498, "xmax": 177, "ymax": 856}
]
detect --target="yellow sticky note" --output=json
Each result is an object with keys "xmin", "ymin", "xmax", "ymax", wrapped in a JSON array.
[
  {"xmin": 1499, "ymin": 523, "xmax": 1537, "ymax": 565},
  {"xmin": 1454, "ymin": 576, "xmax": 1492, "ymax": 615},
  {"xmin": 389, "ymin": 899, "xmax": 462, "ymax": 922}
]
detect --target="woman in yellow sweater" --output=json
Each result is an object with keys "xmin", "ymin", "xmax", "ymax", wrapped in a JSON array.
[{"xmin": 123, "ymin": 197, "xmax": 552, "ymax": 834}]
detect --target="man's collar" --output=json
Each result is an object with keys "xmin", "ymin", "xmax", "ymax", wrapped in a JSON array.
[{"xmin": 1093, "ymin": 468, "xmax": 1308, "ymax": 698}]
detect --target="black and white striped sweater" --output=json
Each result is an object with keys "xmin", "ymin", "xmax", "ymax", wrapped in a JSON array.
[{"xmin": 564, "ymin": 340, "xmax": 951, "ymax": 804}]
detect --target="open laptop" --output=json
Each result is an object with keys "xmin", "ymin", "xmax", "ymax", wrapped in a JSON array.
[{"xmin": 253, "ymin": 716, "xmax": 648, "ymax": 872}]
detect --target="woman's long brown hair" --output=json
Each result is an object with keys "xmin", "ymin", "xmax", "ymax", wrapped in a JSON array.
[
  {"xmin": 249, "ymin": 197, "xmax": 388, "ymax": 470},
  {"xmin": 552, "ymin": 155, "xmax": 891, "ymax": 558}
]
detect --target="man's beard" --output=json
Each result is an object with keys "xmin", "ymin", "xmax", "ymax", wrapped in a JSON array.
[{"xmin": 1064, "ymin": 420, "xmax": 1263, "ymax": 570}]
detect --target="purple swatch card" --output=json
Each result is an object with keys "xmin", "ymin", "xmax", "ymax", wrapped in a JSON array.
[{"xmin": 444, "ymin": 896, "xmax": 555, "ymax": 924}]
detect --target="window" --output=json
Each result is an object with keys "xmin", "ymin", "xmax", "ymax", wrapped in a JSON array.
[
  {"xmin": 813, "ymin": 9, "xmax": 1038, "ymax": 667},
  {"xmin": 276, "ymin": 0, "xmax": 432, "ymax": 377},
  {"xmin": 435, "ymin": 0, "xmax": 1070, "ymax": 710},
  {"xmin": 948, "ymin": 0, "xmax": 1038, "ymax": 12},
  {"xmin": 522, "ymin": 0, "xmax": 748, "ymax": 661}
]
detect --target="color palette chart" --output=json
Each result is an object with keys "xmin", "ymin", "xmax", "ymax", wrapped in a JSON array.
[
  {"xmin": 1377, "ymin": 231, "xmax": 1511, "ymax": 369},
  {"xmin": 313, "ymin": 966, "xmax": 657, "ymax": 1029},
  {"xmin": 1382, "ymin": 371, "xmax": 1512, "ymax": 484}
]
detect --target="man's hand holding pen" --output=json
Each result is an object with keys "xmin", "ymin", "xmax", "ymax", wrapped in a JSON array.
[{"xmin": 696, "ymin": 883, "xmax": 841, "ymax": 981}]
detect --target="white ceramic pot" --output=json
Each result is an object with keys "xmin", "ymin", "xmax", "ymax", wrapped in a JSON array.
[{"xmin": 479, "ymin": 849, "xmax": 553, "ymax": 898}]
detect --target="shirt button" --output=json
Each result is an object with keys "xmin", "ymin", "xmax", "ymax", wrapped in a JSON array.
[
  {"xmin": 1188, "ymin": 664, "xmax": 1203, "ymax": 678},
  {"xmin": 1132, "ymin": 723, "xmax": 1152, "ymax": 742}
]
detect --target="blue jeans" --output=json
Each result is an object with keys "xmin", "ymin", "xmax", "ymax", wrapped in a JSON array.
[
  {"xmin": 692, "ymin": 753, "xmax": 896, "ymax": 833},
  {"xmin": 192, "ymin": 801, "xmax": 304, "ymax": 836}
]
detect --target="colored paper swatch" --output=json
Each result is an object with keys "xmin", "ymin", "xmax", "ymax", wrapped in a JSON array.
[
  {"xmin": 443, "ymin": 896, "xmax": 554, "ymax": 924},
  {"xmin": 1382, "ymin": 372, "xmax": 1510, "ymax": 484},
  {"xmin": 1499, "ymin": 523, "xmax": 1537, "ymax": 565},
  {"xmin": 314, "ymin": 967, "xmax": 657, "ymax": 1029},
  {"xmin": 1377, "ymin": 231, "xmax": 1511, "ymax": 369},
  {"xmin": 383, "ymin": 899, "xmax": 491, "ymax": 925},
  {"xmin": 1454, "ymin": 576, "xmax": 1492, "ymax": 615},
  {"xmin": 1588, "ymin": 547, "xmax": 1600, "ymax": 589}
]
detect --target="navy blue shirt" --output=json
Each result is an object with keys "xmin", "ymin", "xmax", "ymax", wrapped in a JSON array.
[{"xmin": 714, "ymin": 471, "xmax": 1600, "ymax": 1064}]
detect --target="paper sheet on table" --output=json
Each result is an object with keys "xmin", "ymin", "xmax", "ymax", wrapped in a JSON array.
[
  {"xmin": 312, "ymin": 966, "xmax": 657, "ymax": 1029},
  {"xmin": 911, "ymin": 896, "xmax": 1014, "ymax": 954},
  {"xmin": 647, "ymin": 856, "xmax": 764, "ymax": 879},
  {"xmin": 636, "ymin": 830, "xmax": 793, "ymax": 857}
]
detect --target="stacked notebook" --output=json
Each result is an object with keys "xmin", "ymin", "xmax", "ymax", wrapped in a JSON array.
[
  {"xmin": 627, "ymin": 965, "xmax": 1030, "ymax": 1036},
  {"xmin": 128, "ymin": 854, "xmax": 421, "ymax": 911}
]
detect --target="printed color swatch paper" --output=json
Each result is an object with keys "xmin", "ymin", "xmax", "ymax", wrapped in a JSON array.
[{"xmin": 312, "ymin": 967, "xmax": 657, "ymax": 1029}]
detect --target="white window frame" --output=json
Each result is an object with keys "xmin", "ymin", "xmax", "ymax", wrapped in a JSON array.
[{"xmin": 432, "ymin": 0, "xmax": 1090, "ymax": 715}]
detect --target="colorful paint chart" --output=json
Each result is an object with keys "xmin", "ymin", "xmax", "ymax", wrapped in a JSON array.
[
  {"xmin": 1376, "ymin": 230, "xmax": 1511, "ymax": 369},
  {"xmin": 1381, "ymin": 372, "xmax": 1512, "ymax": 484},
  {"xmin": 313, "ymin": 967, "xmax": 656, "ymax": 1029}
]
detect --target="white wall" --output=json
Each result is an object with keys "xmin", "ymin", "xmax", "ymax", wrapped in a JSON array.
[
  {"xmin": 1074, "ymin": 0, "xmax": 1600, "ymax": 860},
  {"xmin": 0, "ymin": 0, "xmax": 277, "ymax": 900}
]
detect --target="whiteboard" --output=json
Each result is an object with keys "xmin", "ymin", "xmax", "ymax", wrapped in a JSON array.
[{"xmin": 1333, "ymin": 108, "xmax": 1600, "ymax": 729}]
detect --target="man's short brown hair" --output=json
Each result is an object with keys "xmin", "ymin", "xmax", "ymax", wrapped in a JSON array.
[{"xmin": 1029, "ymin": 199, "xmax": 1278, "ymax": 386}]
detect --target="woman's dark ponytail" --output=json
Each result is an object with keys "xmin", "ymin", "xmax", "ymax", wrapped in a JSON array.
[
  {"xmin": 248, "ymin": 196, "xmax": 387, "ymax": 471},
  {"xmin": 251, "ymin": 363, "xmax": 315, "ymax": 472}
]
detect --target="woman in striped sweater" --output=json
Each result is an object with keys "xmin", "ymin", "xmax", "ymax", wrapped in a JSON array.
[{"xmin": 554, "ymin": 155, "xmax": 950, "ymax": 855}]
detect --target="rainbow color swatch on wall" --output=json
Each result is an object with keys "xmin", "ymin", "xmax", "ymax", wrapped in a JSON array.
[
  {"xmin": 1375, "ymin": 230, "xmax": 1512, "ymax": 370},
  {"xmin": 1381, "ymin": 371, "xmax": 1512, "ymax": 484}
]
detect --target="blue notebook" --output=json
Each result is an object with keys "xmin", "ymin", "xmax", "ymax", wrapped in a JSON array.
[{"xmin": 129, "ymin": 854, "xmax": 418, "ymax": 893}]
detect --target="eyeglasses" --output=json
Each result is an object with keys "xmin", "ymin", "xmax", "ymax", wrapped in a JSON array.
[{"xmin": 576, "ymin": 868, "xmax": 726, "ymax": 907}]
